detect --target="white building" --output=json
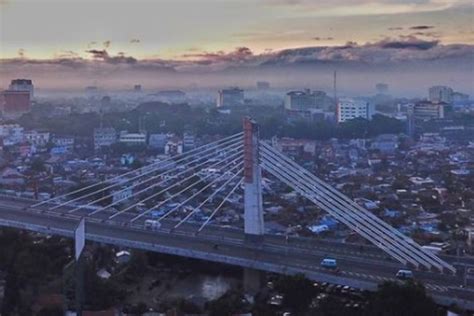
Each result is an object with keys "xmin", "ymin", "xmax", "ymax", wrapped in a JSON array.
[
  {"xmin": 217, "ymin": 87, "xmax": 244, "ymax": 107},
  {"xmin": 94, "ymin": 128, "xmax": 117, "ymax": 149},
  {"xmin": 337, "ymin": 98, "xmax": 374, "ymax": 123},
  {"xmin": 183, "ymin": 133, "xmax": 195, "ymax": 151},
  {"xmin": 119, "ymin": 131, "xmax": 147, "ymax": 145},
  {"xmin": 429, "ymin": 86, "xmax": 453, "ymax": 104},
  {"xmin": 53, "ymin": 136, "xmax": 75, "ymax": 152},
  {"xmin": 0, "ymin": 124, "xmax": 24, "ymax": 145},
  {"xmin": 24, "ymin": 130, "xmax": 50, "ymax": 147}
]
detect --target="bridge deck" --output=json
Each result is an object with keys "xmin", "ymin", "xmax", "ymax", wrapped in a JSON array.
[{"xmin": 0, "ymin": 197, "xmax": 473, "ymax": 310}]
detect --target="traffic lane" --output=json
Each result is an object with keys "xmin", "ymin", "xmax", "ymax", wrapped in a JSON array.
[
  {"xmin": 0, "ymin": 201, "xmax": 469, "ymax": 288},
  {"xmin": 0, "ymin": 206, "xmax": 461, "ymax": 289}
]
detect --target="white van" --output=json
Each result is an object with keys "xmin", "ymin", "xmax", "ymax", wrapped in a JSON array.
[
  {"xmin": 321, "ymin": 258, "xmax": 337, "ymax": 269},
  {"xmin": 396, "ymin": 269, "xmax": 413, "ymax": 280}
]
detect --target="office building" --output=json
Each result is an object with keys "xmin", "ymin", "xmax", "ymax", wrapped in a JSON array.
[
  {"xmin": 1, "ymin": 90, "xmax": 31, "ymax": 117},
  {"xmin": 119, "ymin": 131, "xmax": 147, "ymax": 145},
  {"xmin": 9, "ymin": 79, "xmax": 34, "ymax": 98},
  {"xmin": 337, "ymin": 98, "xmax": 374, "ymax": 123},
  {"xmin": 429, "ymin": 86, "xmax": 453, "ymax": 104},
  {"xmin": 94, "ymin": 128, "xmax": 117, "ymax": 149},
  {"xmin": 284, "ymin": 89, "xmax": 328, "ymax": 111},
  {"xmin": 217, "ymin": 87, "xmax": 244, "ymax": 107},
  {"xmin": 183, "ymin": 133, "xmax": 195, "ymax": 151},
  {"xmin": 24, "ymin": 130, "xmax": 50, "ymax": 147},
  {"xmin": 411, "ymin": 101, "xmax": 445, "ymax": 121}
]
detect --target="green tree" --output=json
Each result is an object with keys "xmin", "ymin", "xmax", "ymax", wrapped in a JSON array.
[
  {"xmin": 274, "ymin": 273, "xmax": 317, "ymax": 313},
  {"xmin": 365, "ymin": 281, "xmax": 442, "ymax": 316}
]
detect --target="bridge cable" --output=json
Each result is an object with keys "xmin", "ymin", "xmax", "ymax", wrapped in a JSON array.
[
  {"xmin": 173, "ymin": 167, "xmax": 243, "ymax": 229},
  {"xmin": 129, "ymin": 152, "xmax": 243, "ymax": 223},
  {"xmin": 32, "ymin": 132, "xmax": 243, "ymax": 208},
  {"xmin": 198, "ymin": 177, "xmax": 244, "ymax": 233},
  {"xmin": 259, "ymin": 142, "xmax": 454, "ymax": 273},
  {"xmin": 107, "ymin": 146, "xmax": 243, "ymax": 220},
  {"xmin": 66, "ymin": 140, "xmax": 243, "ymax": 215}
]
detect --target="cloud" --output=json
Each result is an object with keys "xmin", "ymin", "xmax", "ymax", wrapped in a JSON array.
[
  {"xmin": 409, "ymin": 31, "xmax": 440, "ymax": 38},
  {"xmin": 313, "ymin": 37, "xmax": 334, "ymax": 41},
  {"xmin": 17, "ymin": 48, "xmax": 25, "ymax": 58},
  {"xmin": 85, "ymin": 49, "xmax": 137, "ymax": 64},
  {"xmin": 181, "ymin": 47, "xmax": 254, "ymax": 66},
  {"xmin": 1, "ymin": 41, "xmax": 472, "ymax": 93},
  {"xmin": 130, "ymin": 39, "xmax": 140, "ymax": 44},
  {"xmin": 409, "ymin": 25, "xmax": 434, "ymax": 30},
  {"xmin": 374, "ymin": 36, "xmax": 438, "ymax": 50}
]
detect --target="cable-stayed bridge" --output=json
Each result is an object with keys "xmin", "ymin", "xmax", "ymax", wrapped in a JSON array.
[{"xmin": 0, "ymin": 118, "xmax": 473, "ymax": 308}]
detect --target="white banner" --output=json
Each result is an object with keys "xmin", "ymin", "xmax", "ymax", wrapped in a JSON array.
[{"xmin": 75, "ymin": 218, "xmax": 85, "ymax": 261}]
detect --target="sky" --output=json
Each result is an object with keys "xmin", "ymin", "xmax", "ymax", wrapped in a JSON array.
[{"xmin": 0, "ymin": 0, "xmax": 473, "ymax": 95}]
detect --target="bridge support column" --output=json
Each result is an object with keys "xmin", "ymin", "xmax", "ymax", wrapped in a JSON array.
[
  {"xmin": 243, "ymin": 268, "xmax": 263, "ymax": 295},
  {"xmin": 243, "ymin": 117, "xmax": 264, "ymax": 242}
]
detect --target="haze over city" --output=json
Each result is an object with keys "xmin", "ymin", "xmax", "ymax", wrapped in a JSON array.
[
  {"xmin": 0, "ymin": 1, "xmax": 474, "ymax": 315},
  {"xmin": 1, "ymin": 0, "xmax": 473, "ymax": 95}
]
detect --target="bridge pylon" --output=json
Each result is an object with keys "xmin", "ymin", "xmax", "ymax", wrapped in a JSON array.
[{"xmin": 243, "ymin": 117, "xmax": 264, "ymax": 241}]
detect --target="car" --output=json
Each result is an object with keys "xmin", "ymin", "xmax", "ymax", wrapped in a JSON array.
[
  {"xmin": 320, "ymin": 258, "xmax": 338, "ymax": 269},
  {"xmin": 396, "ymin": 269, "xmax": 414, "ymax": 280}
]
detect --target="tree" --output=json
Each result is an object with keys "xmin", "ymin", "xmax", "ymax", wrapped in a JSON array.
[
  {"xmin": 274, "ymin": 273, "xmax": 317, "ymax": 313},
  {"xmin": 30, "ymin": 158, "xmax": 46, "ymax": 173},
  {"xmin": 365, "ymin": 281, "xmax": 442, "ymax": 316},
  {"xmin": 206, "ymin": 289, "xmax": 248, "ymax": 316}
]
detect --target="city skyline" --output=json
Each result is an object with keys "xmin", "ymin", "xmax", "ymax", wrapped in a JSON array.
[{"xmin": 1, "ymin": 0, "xmax": 473, "ymax": 95}]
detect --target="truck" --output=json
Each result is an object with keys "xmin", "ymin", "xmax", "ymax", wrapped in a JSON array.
[{"xmin": 145, "ymin": 219, "xmax": 162, "ymax": 231}]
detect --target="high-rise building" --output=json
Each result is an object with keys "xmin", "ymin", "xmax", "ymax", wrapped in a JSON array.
[
  {"xmin": 1, "ymin": 90, "xmax": 31, "ymax": 118},
  {"xmin": 9, "ymin": 79, "xmax": 34, "ymax": 98},
  {"xmin": 337, "ymin": 98, "xmax": 374, "ymax": 123},
  {"xmin": 410, "ymin": 101, "xmax": 445, "ymax": 121},
  {"xmin": 217, "ymin": 87, "xmax": 244, "ymax": 107},
  {"xmin": 429, "ymin": 86, "xmax": 453, "ymax": 104},
  {"xmin": 284, "ymin": 89, "xmax": 328, "ymax": 110}
]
